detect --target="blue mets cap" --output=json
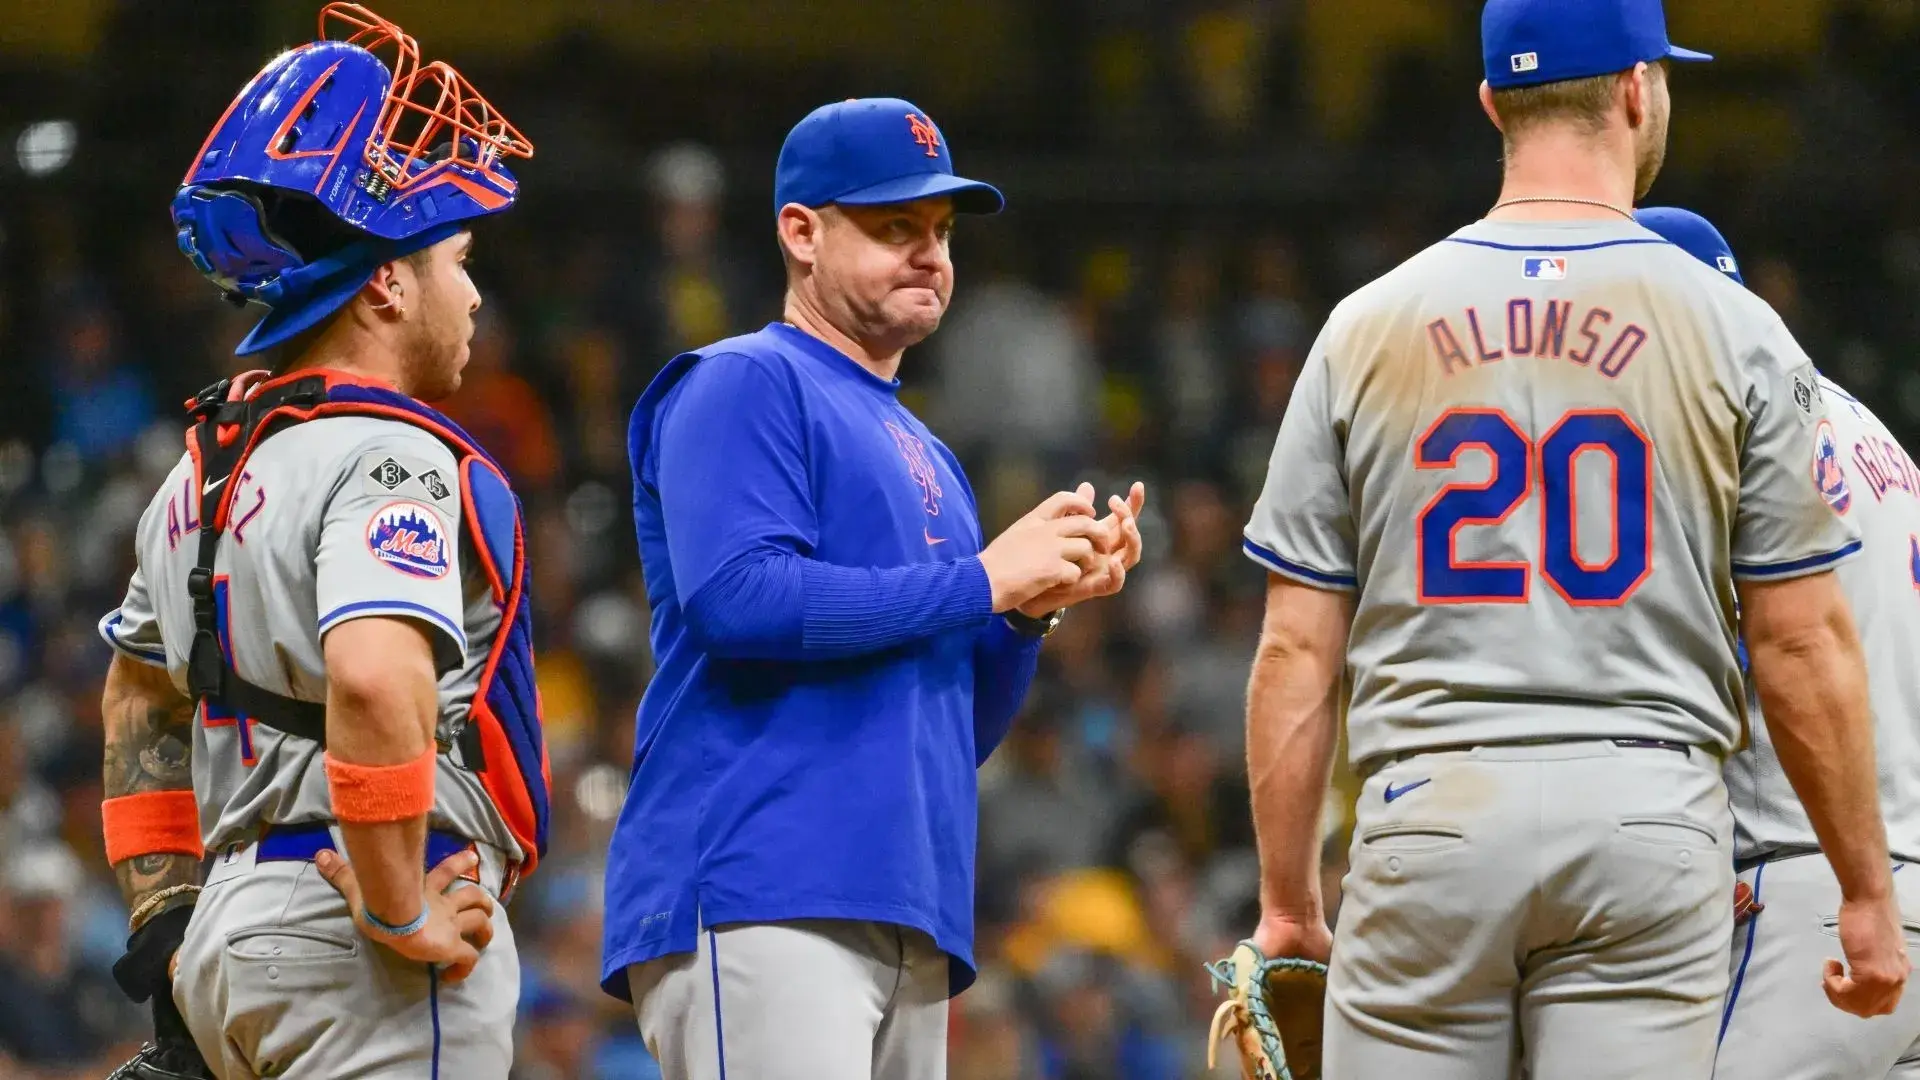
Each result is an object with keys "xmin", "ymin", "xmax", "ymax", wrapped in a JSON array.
[
  {"xmin": 1635, "ymin": 206, "xmax": 1744, "ymax": 284},
  {"xmin": 774, "ymin": 97, "xmax": 1004, "ymax": 218},
  {"xmin": 1482, "ymin": 0, "xmax": 1711, "ymax": 90}
]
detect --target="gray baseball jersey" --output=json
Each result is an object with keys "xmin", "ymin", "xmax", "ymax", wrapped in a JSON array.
[
  {"xmin": 1726, "ymin": 376, "xmax": 1920, "ymax": 865},
  {"xmin": 1245, "ymin": 219, "xmax": 1861, "ymax": 768},
  {"xmin": 98, "ymin": 414, "xmax": 519, "ymax": 858}
]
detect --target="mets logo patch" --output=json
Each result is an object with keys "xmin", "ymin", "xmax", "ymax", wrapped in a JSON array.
[
  {"xmin": 1813, "ymin": 420, "xmax": 1852, "ymax": 514},
  {"xmin": 1523, "ymin": 256, "xmax": 1567, "ymax": 280},
  {"xmin": 365, "ymin": 500, "xmax": 451, "ymax": 578}
]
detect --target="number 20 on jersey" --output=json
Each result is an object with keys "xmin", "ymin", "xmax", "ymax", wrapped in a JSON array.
[{"xmin": 1416, "ymin": 407, "xmax": 1652, "ymax": 606}]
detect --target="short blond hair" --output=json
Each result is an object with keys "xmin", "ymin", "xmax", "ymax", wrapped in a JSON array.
[
  {"xmin": 1492, "ymin": 73, "xmax": 1619, "ymax": 140},
  {"xmin": 1491, "ymin": 62, "xmax": 1665, "ymax": 145}
]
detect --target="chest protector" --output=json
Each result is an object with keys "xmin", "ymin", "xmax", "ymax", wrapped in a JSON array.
[{"xmin": 183, "ymin": 370, "xmax": 551, "ymax": 874}]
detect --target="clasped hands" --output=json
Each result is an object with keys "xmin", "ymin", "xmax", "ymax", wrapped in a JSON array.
[{"xmin": 978, "ymin": 481, "xmax": 1147, "ymax": 618}]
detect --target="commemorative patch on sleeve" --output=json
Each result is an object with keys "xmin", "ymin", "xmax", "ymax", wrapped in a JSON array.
[
  {"xmin": 365, "ymin": 500, "xmax": 452, "ymax": 578},
  {"xmin": 359, "ymin": 451, "xmax": 457, "ymax": 512},
  {"xmin": 1788, "ymin": 364, "xmax": 1821, "ymax": 426}
]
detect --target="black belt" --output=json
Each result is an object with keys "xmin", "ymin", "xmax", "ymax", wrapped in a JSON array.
[
  {"xmin": 1733, "ymin": 847, "xmax": 1821, "ymax": 875},
  {"xmin": 1735, "ymin": 849, "xmax": 1920, "ymax": 875}
]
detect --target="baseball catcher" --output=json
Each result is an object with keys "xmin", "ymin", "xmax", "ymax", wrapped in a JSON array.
[{"xmin": 97, "ymin": 5, "xmax": 548, "ymax": 1076}]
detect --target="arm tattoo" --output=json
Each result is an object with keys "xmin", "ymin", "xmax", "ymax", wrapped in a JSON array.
[
  {"xmin": 116, "ymin": 851, "xmax": 201, "ymax": 915},
  {"xmin": 101, "ymin": 658, "xmax": 203, "ymax": 912},
  {"xmin": 102, "ymin": 688, "xmax": 194, "ymax": 799}
]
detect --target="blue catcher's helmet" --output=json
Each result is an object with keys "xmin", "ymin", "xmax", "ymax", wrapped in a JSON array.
[{"xmin": 172, "ymin": 3, "xmax": 533, "ymax": 355}]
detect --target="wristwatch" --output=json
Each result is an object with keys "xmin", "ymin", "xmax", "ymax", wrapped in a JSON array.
[{"xmin": 1003, "ymin": 608, "xmax": 1065, "ymax": 638}]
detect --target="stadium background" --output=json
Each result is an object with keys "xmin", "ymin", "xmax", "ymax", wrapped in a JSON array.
[{"xmin": 0, "ymin": 1, "xmax": 1915, "ymax": 1076}]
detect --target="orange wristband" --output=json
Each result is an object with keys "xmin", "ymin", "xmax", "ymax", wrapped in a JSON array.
[
  {"xmin": 102, "ymin": 790, "xmax": 204, "ymax": 866},
  {"xmin": 324, "ymin": 746, "xmax": 437, "ymax": 823}
]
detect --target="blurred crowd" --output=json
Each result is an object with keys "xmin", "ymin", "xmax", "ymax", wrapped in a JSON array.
[{"xmin": 1, "ymin": 1, "xmax": 1918, "ymax": 1077}]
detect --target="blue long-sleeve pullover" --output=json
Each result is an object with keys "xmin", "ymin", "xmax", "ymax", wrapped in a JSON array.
[{"xmin": 600, "ymin": 323, "xmax": 1042, "ymax": 999}]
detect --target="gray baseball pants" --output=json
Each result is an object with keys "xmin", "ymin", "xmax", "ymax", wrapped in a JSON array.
[
  {"xmin": 1714, "ymin": 853, "xmax": 1920, "ymax": 1079},
  {"xmin": 626, "ymin": 918, "xmax": 949, "ymax": 1080},
  {"xmin": 1330, "ymin": 739, "xmax": 1733, "ymax": 1080},
  {"xmin": 172, "ymin": 832, "xmax": 519, "ymax": 1079}
]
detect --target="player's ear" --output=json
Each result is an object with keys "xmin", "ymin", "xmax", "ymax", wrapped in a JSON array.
[
  {"xmin": 1622, "ymin": 62, "xmax": 1650, "ymax": 129},
  {"xmin": 1478, "ymin": 80, "xmax": 1503, "ymax": 133},
  {"xmin": 360, "ymin": 260, "xmax": 408, "ymax": 321},
  {"xmin": 776, "ymin": 203, "xmax": 823, "ymax": 270}
]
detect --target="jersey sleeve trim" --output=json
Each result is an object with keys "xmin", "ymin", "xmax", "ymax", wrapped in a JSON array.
[
  {"xmin": 317, "ymin": 600, "xmax": 468, "ymax": 668},
  {"xmin": 1242, "ymin": 537, "xmax": 1358, "ymax": 590},
  {"xmin": 1731, "ymin": 539, "xmax": 1863, "ymax": 581},
  {"xmin": 97, "ymin": 611, "xmax": 168, "ymax": 667}
]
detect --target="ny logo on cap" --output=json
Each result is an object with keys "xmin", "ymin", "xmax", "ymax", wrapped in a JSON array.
[
  {"xmin": 1511, "ymin": 51, "xmax": 1539, "ymax": 73},
  {"xmin": 907, "ymin": 113, "xmax": 941, "ymax": 158}
]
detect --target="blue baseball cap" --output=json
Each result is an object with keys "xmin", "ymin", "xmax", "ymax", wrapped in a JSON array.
[
  {"xmin": 1635, "ymin": 206, "xmax": 1745, "ymax": 284},
  {"xmin": 774, "ymin": 97, "xmax": 1004, "ymax": 218},
  {"xmin": 1483, "ymin": 0, "xmax": 1712, "ymax": 90}
]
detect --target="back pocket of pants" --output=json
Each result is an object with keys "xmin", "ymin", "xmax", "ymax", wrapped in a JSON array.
[
  {"xmin": 1359, "ymin": 824, "xmax": 1466, "ymax": 853},
  {"xmin": 1617, "ymin": 816, "xmax": 1719, "ymax": 849},
  {"xmin": 226, "ymin": 925, "xmax": 360, "ymax": 964},
  {"xmin": 1819, "ymin": 916, "xmax": 1920, "ymax": 947}
]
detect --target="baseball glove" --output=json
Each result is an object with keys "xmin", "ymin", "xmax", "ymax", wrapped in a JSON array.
[
  {"xmin": 108, "ymin": 904, "xmax": 213, "ymax": 1080},
  {"xmin": 1205, "ymin": 940, "xmax": 1328, "ymax": 1080}
]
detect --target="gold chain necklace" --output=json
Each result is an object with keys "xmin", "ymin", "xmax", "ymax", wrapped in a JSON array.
[{"xmin": 1489, "ymin": 195, "xmax": 1634, "ymax": 221}]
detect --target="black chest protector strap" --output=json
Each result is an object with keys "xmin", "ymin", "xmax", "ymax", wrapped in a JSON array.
[{"xmin": 184, "ymin": 376, "xmax": 330, "ymax": 745}]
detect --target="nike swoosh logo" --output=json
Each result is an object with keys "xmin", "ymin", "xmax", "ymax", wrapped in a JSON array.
[
  {"xmin": 1383, "ymin": 779, "xmax": 1431, "ymax": 803},
  {"xmin": 925, "ymin": 528, "xmax": 947, "ymax": 546},
  {"xmin": 203, "ymin": 477, "xmax": 226, "ymax": 496}
]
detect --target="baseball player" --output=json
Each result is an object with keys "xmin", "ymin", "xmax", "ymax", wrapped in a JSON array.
[
  {"xmin": 599, "ymin": 97, "xmax": 1144, "ymax": 1079},
  {"xmin": 97, "ymin": 6, "xmax": 550, "ymax": 1077},
  {"xmin": 1634, "ymin": 207, "xmax": 1920, "ymax": 1079},
  {"xmin": 1229, "ymin": 1, "xmax": 1907, "ymax": 1077}
]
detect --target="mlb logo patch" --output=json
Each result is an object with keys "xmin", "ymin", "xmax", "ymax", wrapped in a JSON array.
[
  {"xmin": 1510, "ymin": 51, "xmax": 1539, "ymax": 74},
  {"xmin": 365, "ymin": 500, "xmax": 451, "ymax": 579},
  {"xmin": 1716, "ymin": 255, "xmax": 1739, "ymax": 275},
  {"xmin": 1523, "ymin": 256, "xmax": 1567, "ymax": 280}
]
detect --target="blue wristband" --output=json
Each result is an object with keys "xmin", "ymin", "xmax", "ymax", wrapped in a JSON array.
[{"xmin": 362, "ymin": 903, "xmax": 429, "ymax": 939}]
